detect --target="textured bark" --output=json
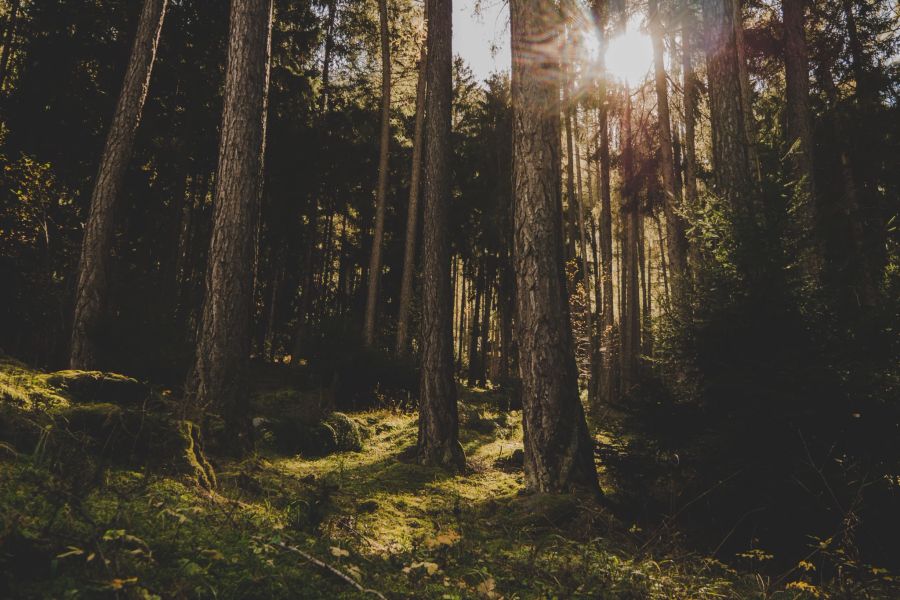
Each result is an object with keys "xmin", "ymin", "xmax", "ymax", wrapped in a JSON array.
[
  {"xmin": 466, "ymin": 260, "xmax": 483, "ymax": 387},
  {"xmin": 319, "ymin": 0, "xmax": 337, "ymax": 114},
  {"xmin": 782, "ymin": 0, "xmax": 823, "ymax": 282},
  {"xmin": 363, "ymin": 0, "xmax": 392, "ymax": 347},
  {"xmin": 416, "ymin": 0, "xmax": 464, "ymax": 470},
  {"xmin": 818, "ymin": 64, "xmax": 876, "ymax": 308},
  {"xmin": 510, "ymin": 0, "xmax": 599, "ymax": 494},
  {"xmin": 456, "ymin": 262, "xmax": 466, "ymax": 370},
  {"xmin": 649, "ymin": 0, "xmax": 689, "ymax": 302},
  {"xmin": 702, "ymin": 0, "xmax": 757, "ymax": 220},
  {"xmin": 187, "ymin": 0, "xmax": 273, "ymax": 443},
  {"xmin": 0, "ymin": 0, "xmax": 21, "ymax": 90},
  {"xmin": 732, "ymin": 0, "xmax": 760, "ymax": 183},
  {"xmin": 573, "ymin": 116, "xmax": 596, "ymax": 396},
  {"xmin": 69, "ymin": 0, "xmax": 168, "ymax": 369},
  {"xmin": 478, "ymin": 262, "xmax": 494, "ymax": 386},
  {"xmin": 681, "ymin": 2, "xmax": 700, "ymax": 269},
  {"xmin": 562, "ymin": 58, "xmax": 579, "ymax": 271},
  {"xmin": 396, "ymin": 42, "xmax": 428, "ymax": 355},
  {"xmin": 619, "ymin": 91, "xmax": 640, "ymax": 393}
]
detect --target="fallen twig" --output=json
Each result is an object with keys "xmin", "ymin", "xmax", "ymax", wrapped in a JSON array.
[{"xmin": 271, "ymin": 540, "xmax": 388, "ymax": 600}]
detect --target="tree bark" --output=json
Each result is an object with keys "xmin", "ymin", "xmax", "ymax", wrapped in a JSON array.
[
  {"xmin": 363, "ymin": 0, "xmax": 392, "ymax": 347},
  {"xmin": 510, "ymin": 0, "xmax": 599, "ymax": 495},
  {"xmin": 69, "ymin": 0, "xmax": 168, "ymax": 369},
  {"xmin": 562, "ymin": 57, "xmax": 579, "ymax": 272},
  {"xmin": 0, "ymin": 0, "xmax": 21, "ymax": 91},
  {"xmin": 619, "ymin": 89, "xmax": 641, "ymax": 394},
  {"xmin": 467, "ymin": 259, "xmax": 483, "ymax": 387},
  {"xmin": 702, "ymin": 0, "xmax": 758, "ymax": 221},
  {"xmin": 681, "ymin": 1, "xmax": 701, "ymax": 270},
  {"xmin": 187, "ymin": 0, "xmax": 273, "ymax": 446},
  {"xmin": 782, "ymin": 0, "xmax": 823, "ymax": 283},
  {"xmin": 396, "ymin": 41, "xmax": 428, "ymax": 355},
  {"xmin": 649, "ymin": 0, "xmax": 689, "ymax": 303},
  {"xmin": 416, "ymin": 0, "xmax": 464, "ymax": 470}
]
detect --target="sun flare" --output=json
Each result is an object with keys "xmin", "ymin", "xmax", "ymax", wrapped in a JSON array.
[{"xmin": 604, "ymin": 18, "xmax": 653, "ymax": 85}]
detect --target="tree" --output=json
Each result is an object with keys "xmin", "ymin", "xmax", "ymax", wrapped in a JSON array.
[
  {"xmin": 187, "ymin": 0, "xmax": 273, "ymax": 446},
  {"xmin": 701, "ymin": 0, "xmax": 757, "ymax": 219},
  {"xmin": 396, "ymin": 39, "xmax": 427, "ymax": 355},
  {"xmin": 509, "ymin": 0, "xmax": 599, "ymax": 494},
  {"xmin": 0, "ymin": 0, "xmax": 22, "ymax": 90},
  {"xmin": 69, "ymin": 0, "xmax": 168, "ymax": 369},
  {"xmin": 416, "ymin": 0, "xmax": 464, "ymax": 470},
  {"xmin": 363, "ymin": 0, "xmax": 392, "ymax": 347},
  {"xmin": 782, "ymin": 0, "xmax": 822, "ymax": 283},
  {"xmin": 592, "ymin": 0, "xmax": 618, "ymax": 409},
  {"xmin": 648, "ymin": 0, "xmax": 689, "ymax": 301}
]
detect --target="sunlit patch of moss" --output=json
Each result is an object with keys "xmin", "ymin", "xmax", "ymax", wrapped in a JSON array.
[{"xmin": 0, "ymin": 356, "xmax": 70, "ymax": 412}]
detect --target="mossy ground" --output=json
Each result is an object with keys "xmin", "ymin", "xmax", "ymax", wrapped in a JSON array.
[{"xmin": 0, "ymin": 361, "xmax": 890, "ymax": 599}]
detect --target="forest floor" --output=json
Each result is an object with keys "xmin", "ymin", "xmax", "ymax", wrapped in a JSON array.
[{"xmin": 0, "ymin": 357, "xmax": 842, "ymax": 599}]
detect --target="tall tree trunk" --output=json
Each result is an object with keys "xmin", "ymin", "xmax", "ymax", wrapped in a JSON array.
[
  {"xmin": 574, "ymin": 116, "xmax": 596, "ymax": 397},
  {"xmin": 562, "ymin": 57, "xmax": 579, "ymax": 272},
  {"xmin": 292, "ymin": 212, "xmax": 317, "ymax": 364},
  {"xmin": 187, "ymin": 0, "xmax": 273, "ymax": 447},
  {"xmin": 396, "ymin": 41, "xmax": 428, "ymax": 354},
  {"xmin": 456, "ymin": 262, "xmax": 466, "ymax": 371},
  {"xmin": 619, "ymin": 89, "xmax": 641, "ymax": 394},
  {"xmin": 0, "ymin": 0, "xmax": 21, "ymax": 90},
  {"xmin": 467, "ymin": 260, "xmax": 483, "ymax": 387},
  {"xmin": 416, "ymin": 0, "xmax": 464, "ymax": 470},
  {"xmin": 478, "ymin": 261, "xmax": 494, "ymax": 386},
  {"xmin": 649, "ymin": 0, "xmax": 689, "ymax": 304},
  {"xmin": 702, "ymin": 0, "xmax": 758, "ymax": 221},
  {"xmin": 510, "ymin": 0, "xmax": 599, "ymax": 495},
  {"xmin": 681, "ymin": 1, "xmax": 701, "ymax": 271},
  {"xmin": 69, "ymin": 0, "xmax": 168, "ymax": 369},
  {"xmin": 320, "ymin": 0, "xmax": 337, "ymax": 114},
  {"xmin": 363, "ymin": 0, "xmax": 392, "ymax": 347},
  {"xmin": 782, "ymin": 0, "xmax": 823, "ymax": 283},
  {"xmin": 732, "ymin": 0, "xmax": 760, "ymax": 183},
  {"xmin": 596, "ymin": 28, "xmax": 617, "ymax": 409},
  {"xmin": 818, "ymin": 64, "xmax": 876, "ymax": 308}
]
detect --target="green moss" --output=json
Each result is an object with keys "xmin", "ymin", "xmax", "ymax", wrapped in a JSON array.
[
  {"xmin": 325, "ymin": 412, "xmax": 363, "ymax": 452},
  {"xmin": 1, "ymin": 360, "xmax": 895, "ymax": 598},
  {"xmin": 45, "ymin": 370, "xmax": 146, "ymax": 405}
]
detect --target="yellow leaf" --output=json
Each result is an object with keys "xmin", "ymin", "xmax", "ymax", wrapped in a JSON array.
[
  {"xmin": 107, "ymin": 577, "xmax": 138, "ymax": 590},
  {"xmin": 329, "ymin": 546, "xmax": 350, "ymax": 558},
  {"xmin": 425, "ymin": 529, "xmax": 461, "ymax": 549}
]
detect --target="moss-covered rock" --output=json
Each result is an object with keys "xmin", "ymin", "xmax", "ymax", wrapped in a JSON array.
[
  {"xmin": 255, "ymin": 412, "xmax": 364, "ymax": 457},
  {"xmin": 45, "ymin": 370, "xmax": 147, "ymax": 406},
  {"xmin": 325, "ymin": 412, "xmax": 363, "ymax": 451}
]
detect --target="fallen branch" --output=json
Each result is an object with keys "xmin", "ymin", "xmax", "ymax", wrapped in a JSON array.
[{"xmin": 271, "ymin": 540, "xmax": 388, "ymax": 600}]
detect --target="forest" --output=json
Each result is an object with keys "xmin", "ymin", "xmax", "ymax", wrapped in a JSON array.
[{"xmin": 0, "ymin": 0, "xmax": 897, "ymax": 597}]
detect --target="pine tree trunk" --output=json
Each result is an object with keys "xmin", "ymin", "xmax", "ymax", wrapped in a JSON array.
[
  {"xmin": 681, "ymin": 2, "xmax": 701, "ymax": 271},
  {"xmin": 478, "ymin": 262, "xmax": 494, "ymax": 386},
  {"xmin": 363, "ymin": 0, "xmax": 392, "ymax": 347},
  {"xmin": 187, "ymin": 0, "xmax": 273, "ymax": 447},
  {"xmin": 319, "ymin": 0, "xmax": 337, "ymax": 114},
  {"xmin": 467, "ymin": 260, "xmax": 483, "ymax": 387},
  {"xmin": 510, "ymin": 0, "xmax": 599, "ymax": 495},
  {"xmin": 732, "ymin": 0, "xmax": 760, "ymax": 183},
  {"xmin": 396, "ymin": 42, "xmax": 428, "ymax": 354},
  {"xmin": 0, "ymin": 0, "xmax": 21, "ymax": 90},
  {"xmin": 416, "ymin": 0, "xmax": 464, "ymax": 470},
  {"xmin": 574, "ymin": 116, "xmax": 596, "ymax": 397},
  {"xmin": 69, "ymin": 0, "xmax": 168, "ymax": 369},
  {"xmin": 619, "ymin": 90, "xmax": 641, "ymax": 394},
  {"xmin": 782, "ymin": 0, "xmax": 822, "ymax": 283},
  {"xmin": 562, "ymin": 58, "xmax": 579, "ymax": 272},
  {"xmin": 649, "ymin": 0, "xmax": 689, "ymax": 303},
  {"xmin": 702, "ymin": 0, "xmax": 757, "ymax": 220},
  {"xmin": 457, "ymin": 263, "xmax": 466, "ymax": 371}
]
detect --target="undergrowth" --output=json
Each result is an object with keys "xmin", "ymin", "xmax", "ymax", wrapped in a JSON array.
[{"xmin": 1, "ymin": 359, "xmax": 895, "ymax": 598}]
